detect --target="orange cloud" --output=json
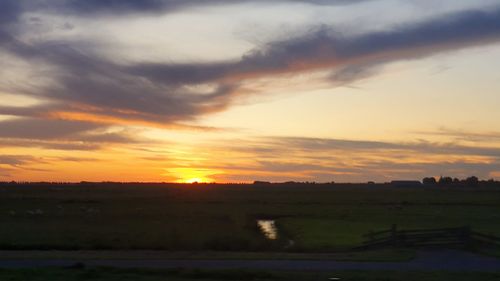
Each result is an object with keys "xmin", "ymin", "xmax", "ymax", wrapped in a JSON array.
[{"xmin": 46, "ymin": 111, "xmax": 220, "ymax": 132}]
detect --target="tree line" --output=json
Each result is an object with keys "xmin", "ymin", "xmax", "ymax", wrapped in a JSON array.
[{"xmin": 422, "ymin": 176, "xmax": 498, "ymax": 187}]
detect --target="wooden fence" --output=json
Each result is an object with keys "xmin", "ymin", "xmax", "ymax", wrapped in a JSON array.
[{"xmin": 357, "ymin": 225, "xmax": 500, "ymax": 249}]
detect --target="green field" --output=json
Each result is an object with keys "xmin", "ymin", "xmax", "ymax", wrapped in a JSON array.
[
  {"xmin": 1, "ymin": 183, "xmax": 500, "ymax": 252},
  {"xmin": 1, "ymin": 268, "xmax": 500, "ymax": 281}
]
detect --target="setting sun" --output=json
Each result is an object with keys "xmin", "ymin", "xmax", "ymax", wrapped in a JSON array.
[
  {"xmin": 186, "ymin": 178, "xmax": 204, "ymax": 184},
  {"xmin": 168, "ymin": 167, "xmax": 217, "ymax": 184}
]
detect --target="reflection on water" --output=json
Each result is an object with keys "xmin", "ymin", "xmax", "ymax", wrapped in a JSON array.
[{"xmin": 257, "ymin": 220, "xmax": 278, "ymax": 240}]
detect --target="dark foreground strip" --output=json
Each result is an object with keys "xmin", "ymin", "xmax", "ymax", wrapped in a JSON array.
[{"xmin": 0, "ymin": 250, "xmax": 499, "ymax": 272}]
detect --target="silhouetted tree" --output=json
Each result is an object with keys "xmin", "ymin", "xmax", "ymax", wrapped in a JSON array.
[
  {"xmin": 422, "ymin": 177, "xmax": 437, "ymax": 185},
  {"xmin": 465, "ymin": 176, "xmax": 479, "ymax": 187},
  {"xmin": 438, "ymin": 176, "xmax": 453, "ymax": 185}
]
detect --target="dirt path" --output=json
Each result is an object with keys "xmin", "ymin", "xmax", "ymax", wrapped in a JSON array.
[{"xmin": 0, "ymin": 250, "xmax": 499, "ymax": 271}]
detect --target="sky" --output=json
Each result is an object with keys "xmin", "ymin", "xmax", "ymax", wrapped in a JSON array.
[{"xmin": 0, "ymin": 0, "xmax": 499, "ymax": 183}]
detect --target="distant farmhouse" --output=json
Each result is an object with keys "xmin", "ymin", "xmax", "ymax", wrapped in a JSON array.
[{"xmin": 390, "ymin": 180, "xmax": 422, "ymax": 188}]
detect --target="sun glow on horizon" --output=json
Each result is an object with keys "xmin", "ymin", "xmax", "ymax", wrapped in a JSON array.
[
  {"xmin": 167, "ymin": 167, "xmax": 218, "ymax": 184},
  {"xmin": 186, "ymin": 177, "xmax": 205, "ymax": 183}
]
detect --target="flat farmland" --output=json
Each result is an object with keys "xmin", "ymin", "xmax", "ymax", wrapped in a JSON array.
[{"xmin": 1, "ymin": 183, "xmax": 499, "ymax": 252}]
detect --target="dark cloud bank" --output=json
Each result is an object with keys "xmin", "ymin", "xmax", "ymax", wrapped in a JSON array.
[{"xmin": 5, "ymin": 0, "xmax": 370, "ymax": 16}]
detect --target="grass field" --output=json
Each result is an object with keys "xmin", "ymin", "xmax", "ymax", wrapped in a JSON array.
[
  {"xmin": 1, "ymin": 267, "xmax": 500, "ymax": 281},
  {"xmin": 1, "ymin": 183, "xmax": 500, "ymax": 252}
]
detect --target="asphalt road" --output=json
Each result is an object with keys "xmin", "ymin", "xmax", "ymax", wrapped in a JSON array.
[{"xmin": 0, "ymin": 250, "xmax": 499, "ymax": 272}]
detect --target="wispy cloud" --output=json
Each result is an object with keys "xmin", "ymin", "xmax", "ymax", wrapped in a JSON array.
[
  {"xmin": 0, "ymin": 155, "xmax": 43, "ymax": 167},
  {"xmin": 417, "ymin": 128, "xmax": 500, "ymax": 143},
  {"xmin": 0, "ymin": 139, "xmax": 100, "ymax": 151},
  {"xmin": 131, "ymin": 7, "xmax": 500, "ymax": 81},
  {"xmin": 14, "ymin": 0, "xmax": 371, "ymax": 16},
  {"xmin": 0, "ymin": 118, "xmax": 149, "ymax": 151},
  {"xmin": 175, "ymin": 136, "xmax": 500, "ymax": 182},
  {"xmin": 0, "ymin": 118, "xmax": 100, "ymax": 140}
]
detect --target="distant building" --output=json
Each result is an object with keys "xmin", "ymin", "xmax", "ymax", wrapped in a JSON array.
[
  {"xmin": 390, "ymin": 180, "xmax": 422, "ymax": 188},
  {"xmin": 253, "ymin": 181, "xmax": 271, "ymax": 185}
]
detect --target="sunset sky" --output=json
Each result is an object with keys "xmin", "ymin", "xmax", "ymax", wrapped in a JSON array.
[{"xmin": 1, "ymin": 0, "xmax": 499, "ymax": 183}]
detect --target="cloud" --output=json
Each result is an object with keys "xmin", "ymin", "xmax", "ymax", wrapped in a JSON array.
[
  {"xmin": 0, "ymin": 0, "xmax": 21, "ymax": 24},
  {"xmin": 270, "ymin": 136, "xmax": 500, "ymax": 158},
  {"xmin": 0, "ymin": 155, "xmax": 50, "ymax": 175},
  {"xmin": 118, "ymin": 7, "xmax": 500, "ymax": 126},
  {"xmin": 192, "ymin": 136, "xmax": 500, "ymax": 182},
  {"xmin": 1, "ymin": 3, "xmax": 500, "ymax": 140},
  {"xmin": 329, "ymin": 64, "xmax": 380, "ymax": 85},
  {"xmin": 35, "ymin": 0, "xmax": 371, "ymax": 15},
  {"xmin": 0, "ymin": 139, "xmax": 100, "ymax": 151},
  {"xmin": 417, "ymin": 128, "xmax": 500, "ymax": 143},
  {"xmin": 0, "ymin": 118, "xmax": 100, "ymax": 140},
  {"xmin": 0, "ymin": 0, "xmax": 371, "ymax": 26},
  {"xmin": 0, "ymin": 118, "xmax": 147, "ymax": 151},
  {"xmin": 52, "ymin": 156, "xmax": 99, "ymax": 162},
  {"xmin": 0, "ymin": 155, "xmax": 42, "ymax": 166},
  {"xmin": 131, "ymin": 7, "xmax": 500, "ymax": 85},
  {"xmin": 0, "ymin": 37, "xmax": 241, "ymax": 127},
  {"xmin": 0, "ymin": 155, "xmax": 56, "ymax": 175}
]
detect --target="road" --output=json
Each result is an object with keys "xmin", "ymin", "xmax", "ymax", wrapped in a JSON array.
[{"xmin": 0, "ymin": 250, "xmax": 499, "ymax": 271}]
